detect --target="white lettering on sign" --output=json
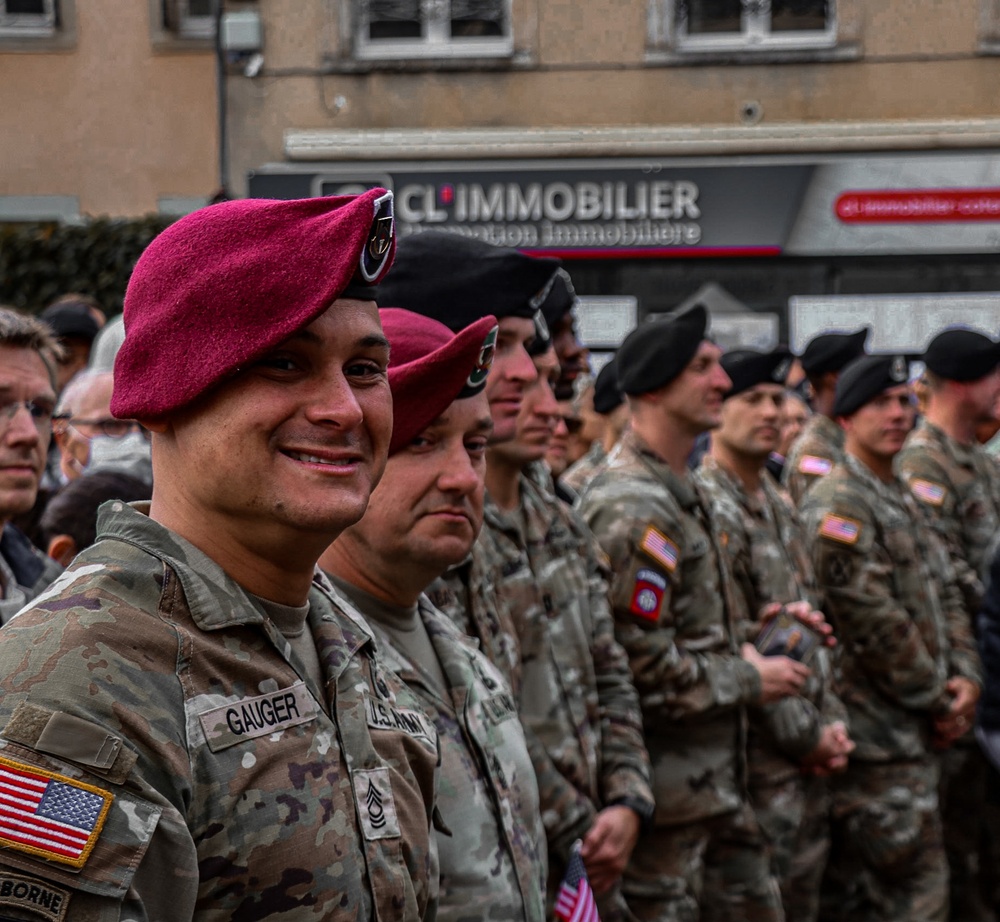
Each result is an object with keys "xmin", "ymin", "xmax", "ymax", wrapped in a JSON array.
[{"xmin": 397, "ymin": 180, "xmax": 701, "ymax": 225}]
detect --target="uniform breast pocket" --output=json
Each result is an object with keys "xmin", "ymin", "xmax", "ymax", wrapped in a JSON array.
[{"xmin": 883, "ymin": 519, "xmax": 920, "ymax": 568}]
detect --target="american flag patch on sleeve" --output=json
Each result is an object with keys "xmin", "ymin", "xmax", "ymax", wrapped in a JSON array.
[
  {"xmin": 799, "ymin": 455, "xmax": 833, "ymax": 476},
  {"xmin": 639, "ymin": 526, "xmax": 679, "ymax": 572},
  {"xmin": 818, "ymin": 513, "xmax": 862, "ymax": 545},
  {"xmin": 0, "ymin": 756, "xmax": 113, "ymax": 868},
  {"xmin": 910, "ymin": 479, "xmax": 946, "ymax": 506}
]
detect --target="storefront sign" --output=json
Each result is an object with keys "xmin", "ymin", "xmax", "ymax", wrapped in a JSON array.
[{"xmin": 248, "ymin": 152, "xmax": 1000, "ymax": 257}]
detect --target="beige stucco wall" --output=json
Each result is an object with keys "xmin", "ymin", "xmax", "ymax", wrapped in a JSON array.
[
  {"xmin": 227, "ymin": 0, "xmax": 1000, "ymax": 196},
  {"xmin": 0, "ymin": 0, "xmax": 216, "ymax": 218}
]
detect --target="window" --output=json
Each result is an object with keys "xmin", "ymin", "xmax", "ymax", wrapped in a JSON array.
[
  {"xmin": 659, "ymin": 0, "xmax": 838, "ymax": 53},
  {"xmin": 0, "ymin": 0, "xmax": 57, "ymax": 38},
  {"xmin": 161, "ymin": 0, "xmax": 215, "ymax": 41},
  {"xmin": 355, "ymin": 0, "xmax": 512, "ymax": 60}
]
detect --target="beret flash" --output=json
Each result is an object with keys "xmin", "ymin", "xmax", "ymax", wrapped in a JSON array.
[
  {"xmin": 592, "ymin": 355, "xmax": 623, "ymax": 415},
  {"xmin": 617, "ymin": 304, "xmax": 708, "ymax": 396},
  {"xmin": 721, "ymin": 348, "xmax": 793, "ymax": 399},
  {"xmin": 922, "ymin": 327, "xmax": 1000, "ymax": 382},
  {"xmin": 375, "ymin": 231, "xmax": 561, "ymax": 331},
  {"xmin": 381, "ymin": 308, "xmax": 498, "ymax": 456},
  {"xmin": 833, "ymin": 354, "xmax": 911, "ymax": 418},
  {"xmin": 112, "ymin": 189, "xmax": 396, "ymax": 420},
  {"xmin": 800, "ymin": 327, "xmax": 870, "ymax": 377}
]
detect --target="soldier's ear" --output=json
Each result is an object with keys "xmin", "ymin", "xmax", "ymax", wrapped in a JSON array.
[{"xmin": 47, "ymin": 534, "xmax": 78, "ymax": 567}]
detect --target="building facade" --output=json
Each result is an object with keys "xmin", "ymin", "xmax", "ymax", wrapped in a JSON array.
[
  {"xmin": 225, "ymin": 0, "xmax": 1000, "ymax": 336},
  {"xmin": 0, "ymin": 0, "xmax": 217, "ymax": 221}
]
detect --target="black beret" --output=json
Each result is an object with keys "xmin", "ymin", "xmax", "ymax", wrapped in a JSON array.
[
  {"xmin": 923, "ymin": 327, "xmax": 1000, "ymax": 382},
  {"xmin": 833, "ymin": 354, "xmax": 911, "ymax": 417},
  {"xmin": 801, "ymin": 327, "xmax": 870, "ymax": 376},
  {"xmin": 539, "ymin": 268, "xmax": 578, "ymax": 329},
  {"xmin": 721, "ymin": 348, "xmax": 792, "ymax": 399},
  {"xmin": 40, "ymin": 303, "xmax": 100, "ymax": 342},
  {"xmin": 617, "ymin": 305, "xmax": 708, "ymax": 396},
  {"xmin": 593, "ymin": 356, "xmax": 623, "ymax": 415},
  {"xmin": 376, "ymin": 230, "xmax": 561, "ymax": 331}
]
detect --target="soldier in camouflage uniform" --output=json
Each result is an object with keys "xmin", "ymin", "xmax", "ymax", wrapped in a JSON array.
[
  {"xmin": 696, "ymin": 348, "xmax": 854, "ymax": 922},
  {"xmin": 784, "ymin": 328, "xmax": 868, "ymax": 506},
  {"xmin": 579, "ymin": 306, "xmax": 813, "ymax": 922},
  {"xmin": 0, "ymin": 191, "xmax": 443, "ymax": 920},
  {"xmin": 562, "ymin": 355, "xmax": 629, "ymax": 496},
  {"xmin": 377, "ymin": 229, "xmax": 560, "ymax": 695},
  {"xmin": 469, "ymin": 342, "xmax": 654, "ymax": 920},
  {"xmin": 800, "ymin": 354, "xmax": 982, "ymax": 922},
  {"xmin": 0, "ymin": 310, "xmax": 64, "ymax": 622},
  {"xmin": 896, "ymin": 327, "xmax": 1000, "ymax": 922},
  {"xmin": 322, "ymin": 308, "xmax": 547, "ymax": 922},
  {"xmin": 378, "ymin": 233, "xmax": 640, "ymax": 910}
]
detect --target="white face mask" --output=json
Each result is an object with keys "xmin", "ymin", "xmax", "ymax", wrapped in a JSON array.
[{"xmin": 87, "ymin": 432, "xmax": 153, "ymax": 485}]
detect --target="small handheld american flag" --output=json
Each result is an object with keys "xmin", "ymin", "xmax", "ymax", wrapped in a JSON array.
[{"xmin": 554, "ymin": 840, "xmax": 600, "ymax": 922}]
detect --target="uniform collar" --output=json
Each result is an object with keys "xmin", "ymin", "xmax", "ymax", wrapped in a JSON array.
[
  {"xmin": 95, "ymin": 501, "xmax": 374, "ymax": 657},
  {"xmin": 624, "ymin": 428, "xmax": 699, "ymax": 509}
]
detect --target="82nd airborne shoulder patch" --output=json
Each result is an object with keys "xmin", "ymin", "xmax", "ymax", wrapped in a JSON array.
[{"xmin": 629, "ymin": 568, "xmax": 667, "ymax": 622}]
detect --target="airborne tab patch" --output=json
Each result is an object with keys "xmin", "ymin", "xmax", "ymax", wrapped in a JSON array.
[
  {"xmin": 0, "ymin": 756, "xmax": 112, "ymax": 868},
  {"xmin": 0, "ymin": 872, "xmax": 71, "ymax": 921},
  {"xmin": 819, "ymin": 513, "xmax": 862, "ymax": 545},
  {"xmin": 639, "ymin": 526, "xmax": 679, "ymax": 572},
  {"xmin": 799, "ymin": 455, "xmax": 833, "ymax": 476},
  {"xmin": 629, "ymin": 568, "xmax": 667, "ymax": 622},
  {"xmin": 910, "ymin": 479, "xmax": 947, "ymax": 506}
]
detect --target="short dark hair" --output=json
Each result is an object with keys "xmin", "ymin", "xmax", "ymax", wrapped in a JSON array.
[{"xmin": 39, "ymin": 472, "xmax": 151, "ymax": 555}]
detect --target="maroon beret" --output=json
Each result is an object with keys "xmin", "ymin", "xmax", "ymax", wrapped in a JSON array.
[
  {"xmin": 380, "ymin": 308, "xmax": 498, "ymax": 455},
  {"xmin": 112, "ymin": 188, "xmax": 396, "ymax": 420}
]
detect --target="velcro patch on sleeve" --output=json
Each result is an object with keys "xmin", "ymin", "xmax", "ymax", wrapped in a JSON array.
[
  {"xmin": 353, "ymin": 767, "xmax": 400, "ymax": 840},
  {"xmin": 799, "ymin": 455, "xmax": 833, "ymax": 476},
  {"xmin": 910, "ymin": 478, "xmax": 947, "ymax": 506},
  {"xmin": 0, "ymin": 756, "xmax": 113, "ymax": 868},
  {"xmin": 818, "ymin": 513, "xmax": 862, "ymax": 545},
  {"xmin": 0, "ymin": 871, "xmax": 71, "ymax": 921},
  {"xmin": 629, "ymin": 568, "xmax": 667, "ymax": 622},
  {"xmin": 639, "ymin": 526, "xmax": 679, "ymax": 573}
]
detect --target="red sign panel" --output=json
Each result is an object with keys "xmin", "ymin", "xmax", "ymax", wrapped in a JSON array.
[{"xmin": 835, "ymin": 189, "xmax": 1000, "ymax": 224}]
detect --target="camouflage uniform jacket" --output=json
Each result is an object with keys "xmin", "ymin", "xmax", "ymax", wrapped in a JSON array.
[
  {"xmin": 0, "ymin": 523, "xmax": 62, "ymax": 624},
  {"xmin": 897, "ymin": 418, "xmax": 1000, "ymax": 614},
  {"xmin": 360, "ymin": 594, "xmax": 547, "ymax": 922},
  {"xmin": 578, "ymin": 429, "xmax": 762, "ymax": 827},
  {"xmin": 783, "ymin": 413, "xmax": 845, "ymax": 507},
  {"xmin": 432, "ymin": 535, "xmax": 594, "ymax": 862},
  {"xmin": 427, "ymin": 551, "xmax": 522, "ymax": 696},
  {"xmin": 696, "ymin": 458, "xmax": 846, "ymax": 785},
  {"xmin": 561, "ymin": 442, "xmax": 606, "ymax": 495},
  {"xmin": 462, "ymin": 470, "xmax": 653, "ymax": 861},
  {"xmin": 0, "ymin": 502, "xmax": 440, "ymax": 922},
  {"xmin": 801, "ymin": 455, "xmax": 982, "ymax": 763}
]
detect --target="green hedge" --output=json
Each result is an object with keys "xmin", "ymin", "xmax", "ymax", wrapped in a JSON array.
[{"xmin": 0, "ymin": 216, "xmax": 175, "ymax": 317}]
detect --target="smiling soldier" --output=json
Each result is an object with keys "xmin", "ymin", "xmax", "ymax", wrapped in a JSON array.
[{"xmin": 0, "ymin": 192, "xmax": 440, "ymax": 921}]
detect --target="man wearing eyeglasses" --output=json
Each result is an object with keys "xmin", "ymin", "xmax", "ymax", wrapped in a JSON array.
[
  {"xmin": 0, "ymin": 308, "xmax": 64, "ymax": 622},
  {"xmin": 52, "ymin": 370, "xmax": 151, "ymax": 484}
]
